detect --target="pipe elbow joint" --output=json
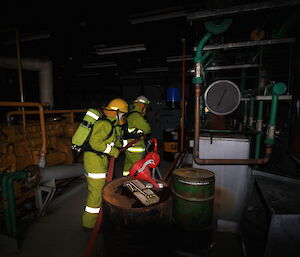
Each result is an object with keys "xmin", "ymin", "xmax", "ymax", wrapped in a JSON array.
[{"xmin": 272, "ymin": 82, "xmax": 287, "ymax": 95}]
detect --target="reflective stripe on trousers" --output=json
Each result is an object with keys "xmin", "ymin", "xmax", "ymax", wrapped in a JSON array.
[
  {"xmin": 127, "ymin": 147, "xmax": 145, "ymax": 152},
  {"xmin": 85, "ymin": 206, "xmax": 100, "ymax": 214},
  {"xmin": 123, "ymin": 171, "xmax": 130, "ymax": 176},
  {"xmin": 85, "ymin": 172, "xmax": 107, "ymax": 179}
]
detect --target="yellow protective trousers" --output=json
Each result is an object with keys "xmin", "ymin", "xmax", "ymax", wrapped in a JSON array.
[
  {"xmin": 123, "ymin": 141, "xmax": 145, "ymax": 176},
  {"xmin": 82, "ymin": 152, "xmax": 108, "ymax": 229}
]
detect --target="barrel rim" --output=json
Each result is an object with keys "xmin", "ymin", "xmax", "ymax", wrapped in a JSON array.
[{"xmin": 172, "ymin": 168, "xmax": 215, "ymax": 180}]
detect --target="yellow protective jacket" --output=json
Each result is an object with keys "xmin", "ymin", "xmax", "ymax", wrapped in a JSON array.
[
  {"xmin": 84, "ymin": 117, "xmax": 119, "ymax": 172},
  {"xmin": 124, "ymin": 104, "xmax": 151, "ymax": 148}
]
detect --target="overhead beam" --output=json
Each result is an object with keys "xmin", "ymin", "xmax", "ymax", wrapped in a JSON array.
[
  {"xmin": 129, "ymin": 1, "xmax": 300, "ymax": 24},
  {"xmin": 199, "ymin": 38, "xmax": 296, "ymax": 51},
  {"xmin": 129, "ymin": 7, "xmax": 186, "ymax": 24},
  {"xmin": 187, "ymin": 0, "xmax": 300, "ymax": 20}
]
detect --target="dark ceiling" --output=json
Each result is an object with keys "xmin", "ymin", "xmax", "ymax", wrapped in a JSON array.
[{"xmin": 0, "ymin": 0, "xmax": 299, "ymax": 108}]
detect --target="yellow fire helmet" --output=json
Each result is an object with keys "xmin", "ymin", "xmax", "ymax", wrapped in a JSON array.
[
  {"xmin": 103, "ymin": 98, "xmax": 128, "ymax": 117},
  {"xmin": 134, "ymin": 95, "xmax": 150, "ymax": 106},
  {"xmin": 133, "ymin": 95, "xmax": 151, "ymax": 115}
]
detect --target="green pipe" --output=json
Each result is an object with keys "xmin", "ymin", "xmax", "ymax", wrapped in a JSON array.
[
  {"xmin": 0, "ymin": 173, "xmax": 4, "ymax": 184},
  {"xmin": 7, "ymin": 171, "xmax": 27, "ymax": 237},
  {"xmin": 272, "ymin": 9, "xmax": 300, "ymax": 39},
  {"xmin": 255, "ymin": 101, "xmax": 264, "ymax": 159},
  {"xmin": 269, "ymin": 83, "xmax": 287, "ymax": 126},
  {"xmin": 195, "ymin": 32, "xmax": 212, "ymax": 63},
  {"xmin": 195, "ymin": 19, "xmax": 232, "ymax": 63},
  {"xmin": 1, "ymin": 172, "xmax": 27, "ymax": 237},
  {"xmin": 265, "ymin": 82, "xmax": 287, "ymax": 145},
  {"xmin": 2, "ymin": 173, "xmax": 16, "ymax": 235},
  {"xmin": 204, "ymin": 19, "xmax": 233, "ymax": 35},
  {"xmin": 244, "ymin": 125, "xmax": 259, "ymax": 134},
  {"xmin": 204, "ymin": 57, "xmax": 213, "ymax": 70}
]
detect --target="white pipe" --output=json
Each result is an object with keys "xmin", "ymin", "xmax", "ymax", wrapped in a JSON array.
[{"xmin": 0, "ymin": 57, "xmax": 54, "ymax": 108}]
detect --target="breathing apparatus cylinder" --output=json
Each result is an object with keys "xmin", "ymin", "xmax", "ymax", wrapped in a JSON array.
[{"xmin": 71, "ymin": 108, "xmax": 101, "ymax": 153}]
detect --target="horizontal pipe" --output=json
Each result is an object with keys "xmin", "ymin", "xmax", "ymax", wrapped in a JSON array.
[
  {"xmin": 0, "ymin": 102, "xmax": 46, "ymax": 167},
  {"xmin": 241, "ymin": 95, "xmax": 292, "ymax": 101},
  {"xmin": 200, "ymin": 129, "xmax": 257, "ymax": 135},
  {"xmin": 40, "ymin": 163, "xmax": 85, "ymax": 184},
  {"xmin": 194, "ymin": 146, "xmax": 272, "ymax": 165}
]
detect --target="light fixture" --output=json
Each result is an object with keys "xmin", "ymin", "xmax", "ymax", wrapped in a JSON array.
[
  {"xmin": 166, "ymin": 55, "xmax": 193, "ymax": 62},
  {"xmin": 187, "ymin": 1, "xmax": 300, "ymax": 21},
  {"xmin": 95, "ymin": 44, "xmax": 146, "ymax": 55},
  {"xmin": 4, "ymin": 32, "xmax": 50, "ymax": 44},
  {"xmin": 75, "ymin": 72, "xmax": 101, "ymax": 77},
  {"xmin": 82, "ymin": 62, "xmax": 117, "ymax": 69},
  {"xmin": 135, "ymin": 67, "xmax": 168, "ymax": 73},
  {"xmin": 129, "ymin": 9, "xmax": 186, "ymax": 24},
  {"xmin": 205, "ymin": 64, "xmax": 259, "ymax": 71}
]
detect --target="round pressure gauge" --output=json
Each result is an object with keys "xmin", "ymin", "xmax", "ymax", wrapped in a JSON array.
[{"xmin": 204, "ymin": 80, "xmax": 241, "ymax": 115}]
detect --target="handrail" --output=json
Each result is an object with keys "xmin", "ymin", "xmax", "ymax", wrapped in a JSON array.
[{"xmin": 7, "ymin": 109, "xmax": 91, "ymax": 123}]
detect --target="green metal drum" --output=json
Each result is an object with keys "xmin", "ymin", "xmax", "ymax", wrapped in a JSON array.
[{"xmin": 172, "ymin": 168, "xmax": 215, "ymax": 231}]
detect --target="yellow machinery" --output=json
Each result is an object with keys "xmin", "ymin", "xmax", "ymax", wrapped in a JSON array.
[{"xmin": 0, "ymin": 102, "xmax": 87, "ymax": 214}]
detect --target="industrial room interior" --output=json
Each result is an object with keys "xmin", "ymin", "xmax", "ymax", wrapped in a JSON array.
[{"xmin": 0, "ymin": 1, "xmax": 300, "ymax": 257}]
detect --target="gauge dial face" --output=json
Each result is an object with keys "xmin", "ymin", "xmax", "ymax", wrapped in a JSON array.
[{"xmin": 204, "ymin": 80, "xmax": 241, "ymax": 115}]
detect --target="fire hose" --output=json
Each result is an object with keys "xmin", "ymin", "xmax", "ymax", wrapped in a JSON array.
[{"xmin": 82, "ymin": 138, "xmax": 139, "ymax": 257}]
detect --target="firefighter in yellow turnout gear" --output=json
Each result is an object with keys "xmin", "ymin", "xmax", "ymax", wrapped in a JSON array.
[
  {"xmin": 123, "ymin": 96, "xmax": 151, "ymax": 176},
  {"xmin": 82, "ymin": 98, "xmax": 128, "ymax": 229}
]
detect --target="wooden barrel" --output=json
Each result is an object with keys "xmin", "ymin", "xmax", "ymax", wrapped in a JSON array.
[
  {"xmin": 102, "ymin": 177, "xmax": 171, "ymax": 257},
  {"xmin": 172, "ymin": 168, "xmax": 215, "ymax": 231}
]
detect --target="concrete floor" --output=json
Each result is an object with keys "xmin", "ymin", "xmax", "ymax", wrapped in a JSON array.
[
  {"xmin": 1, "ymin": 152, "xmax": 250, "ymax": 257},
  {"xmin": 6, "ymin": 154, "xmax": 172, "ymax": 257}
]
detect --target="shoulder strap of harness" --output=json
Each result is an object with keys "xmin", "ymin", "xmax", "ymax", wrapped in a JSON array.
[{"xmin": 84, "ymin": 118, "xmax": 114, "ymax": 156}]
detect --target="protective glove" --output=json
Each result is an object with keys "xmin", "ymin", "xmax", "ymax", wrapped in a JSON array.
[{"xmin": 109, "ymin": 147, "xmax": 120, "ymax": 158}]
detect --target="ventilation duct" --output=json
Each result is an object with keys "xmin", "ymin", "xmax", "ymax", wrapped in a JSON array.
[{"xmin": 0, "ymin": 57, "xmax": 54, "ymax": 108}]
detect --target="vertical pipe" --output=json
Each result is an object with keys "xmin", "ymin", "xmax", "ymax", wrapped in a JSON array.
[
  {"xmin": 243, "ymin": 101, "xmax": 248, "ymax": 125},
  {"xmin": 240, "ymin": 70, "xmax": 247, "ymax": 126},
  {"xmin": 255, "ymin": 101, "xmax": 264, "ymax": 159},
  {"xmin": 180, "ymin": 38, "xmax": 186, "ymax": 152},
  {"xmin": 249, "ymin": 97, "xmax": 255, "ymax": 127},
  {"xmin": 15, "ymin": 29, "xmax": 26, "ymax": 130},
  {"xmin": 269, "ymin": 95, "xmax": 279, "ymax": 126},
  {"xmin": 194, "ymin": 83, "xmax": 201, "ymax": 159},
  {"xmin": 1, "ymin": 173, "xmax": 15, "ymax": 235},
  {"xmin": 7, "ymin": 172, "xmax": 27, "ymax": 237}
]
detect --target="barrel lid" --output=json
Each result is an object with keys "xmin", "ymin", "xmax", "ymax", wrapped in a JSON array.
[{"xmin": 173, "ymin": 168, "xmax": 215, "ymax": 180}]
